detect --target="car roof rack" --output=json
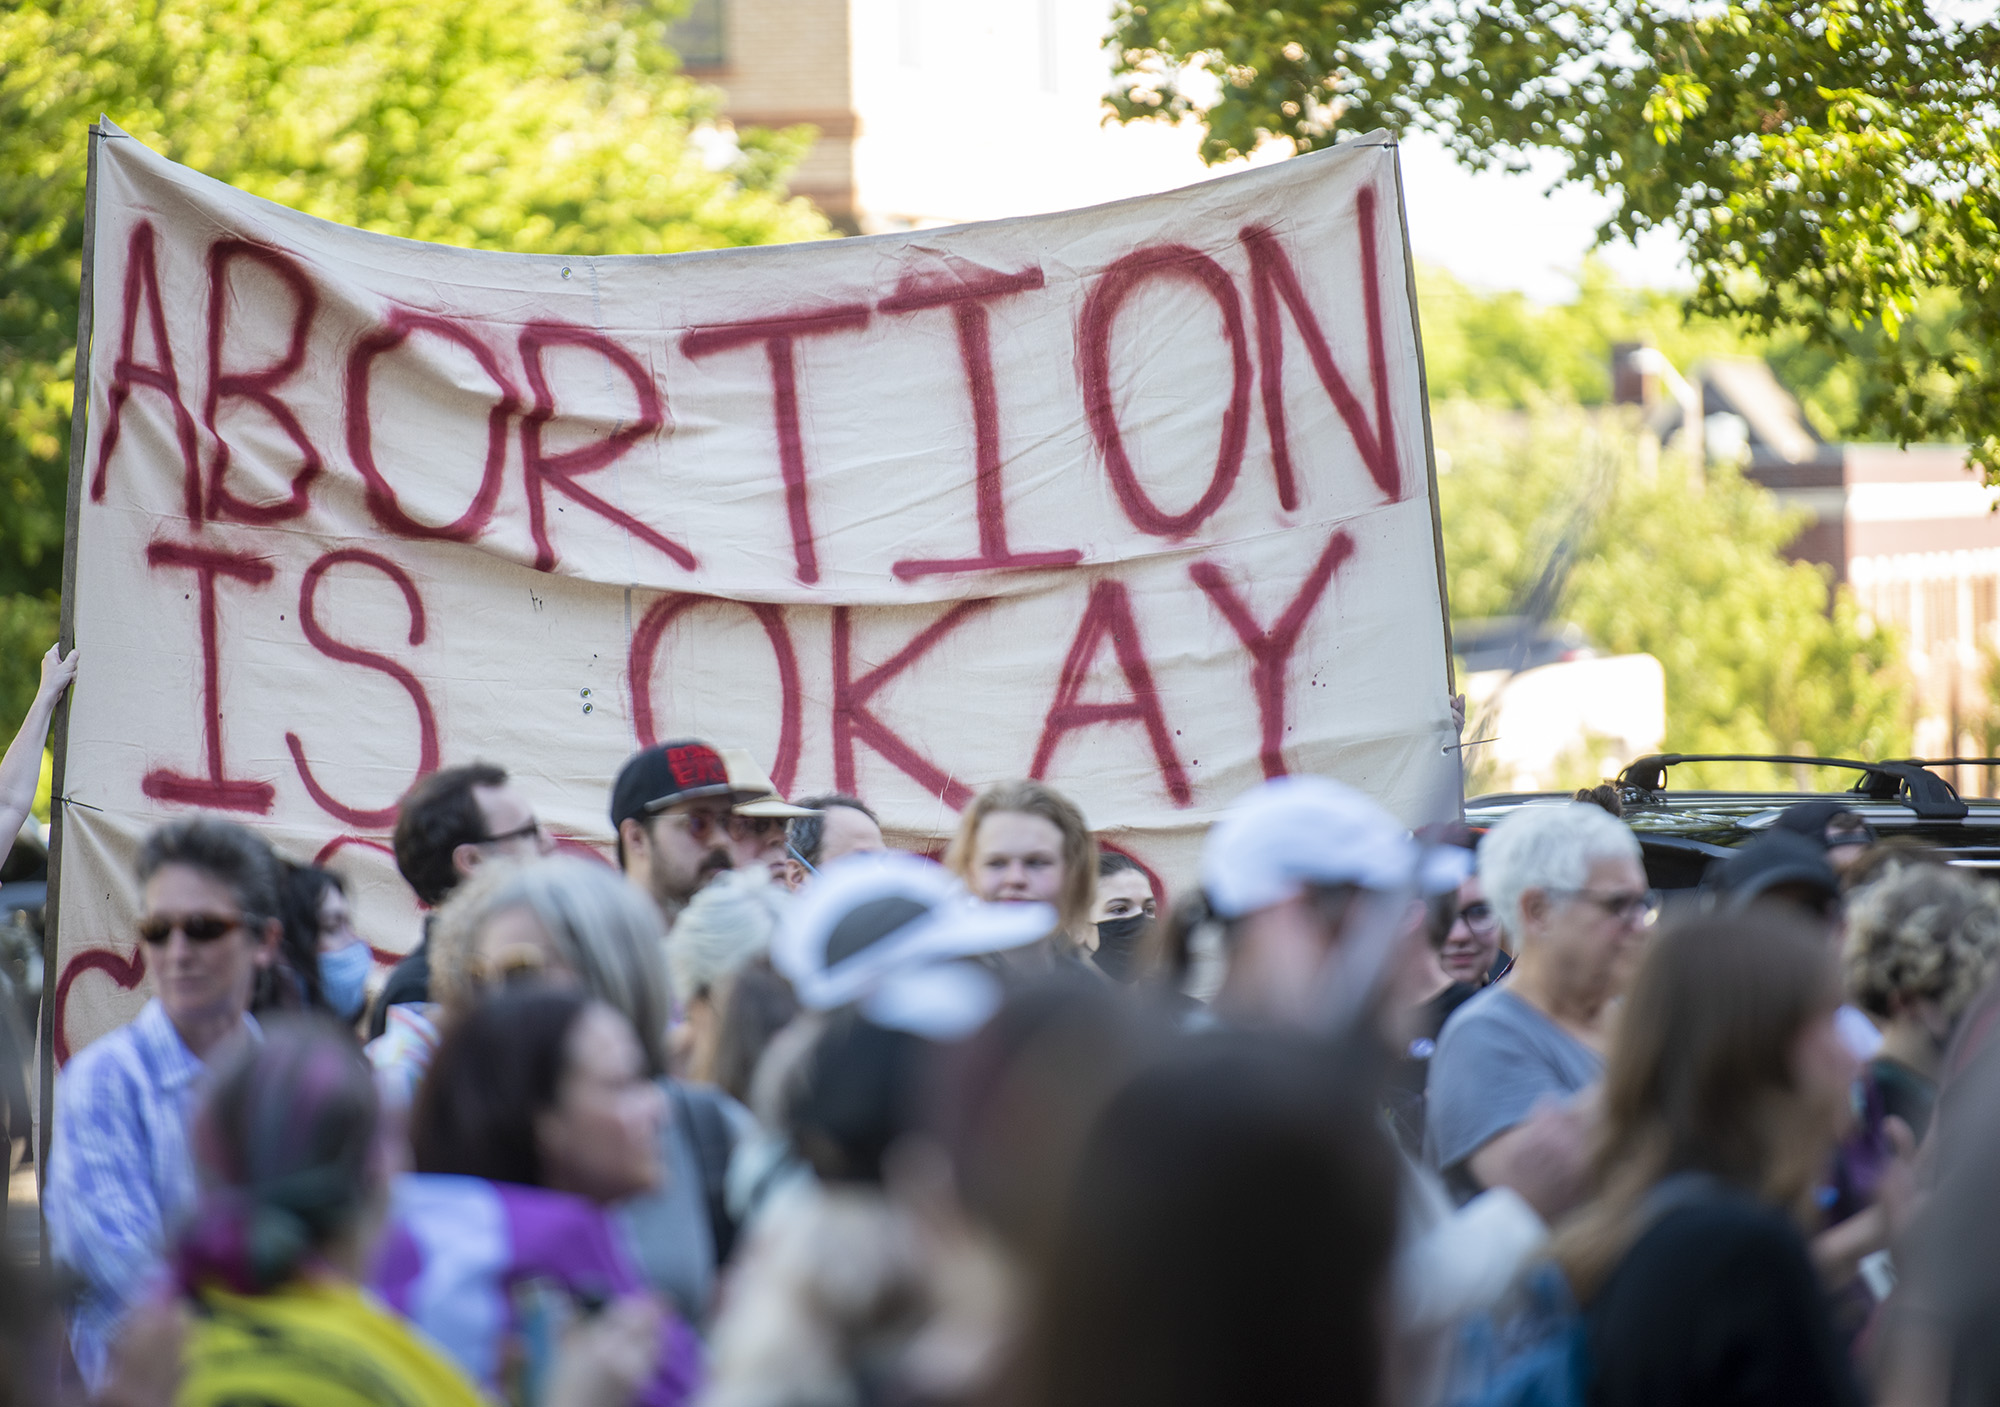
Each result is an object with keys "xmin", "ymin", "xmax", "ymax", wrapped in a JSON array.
[{"xmin": 1616, "ymin": 754, "xmax": 1970, "ymax": 820}]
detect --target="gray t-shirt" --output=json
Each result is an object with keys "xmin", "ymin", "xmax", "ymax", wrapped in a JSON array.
[
  {"xmin": 618, "ymin": 1078, "xmax": 754, "ymax": 1325},
  {"xmin": 1423, "ymin": 985, "xmax": 1601, "ymax": 1177}
]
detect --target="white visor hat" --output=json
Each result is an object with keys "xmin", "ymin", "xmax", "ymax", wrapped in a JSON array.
[
  {"xmin": 1201, "ymin": 775, "xmax": 1470, "ymax": 920},
  {"xmin": 773, "ymin": 851, "xmax": 1054, "ymax": 1014}
]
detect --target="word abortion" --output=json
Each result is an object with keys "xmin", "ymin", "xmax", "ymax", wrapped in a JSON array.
[{"xmin": 91, "ymin": 193, "xmax": 1401, "ymax": 587}]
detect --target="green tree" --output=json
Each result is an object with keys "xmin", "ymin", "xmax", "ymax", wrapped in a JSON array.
[
  {"xmin": 1435, "ymin": 398, "xmax": 1910, "ymax": 789},
  {"xmin": 1416, "ymin": 259, "xmax": 1965, "ymax": 447},
  {"xmin": 1107, "ymin": 0, "xmax": 2000, "ymax": 478},
  {"xmin": 0, "ymin": 0, "xmax": 828, "ymax": 726},
  {"xmin": 1416, "ymin": 261, "xmax": 1769, "ymax": 409}
]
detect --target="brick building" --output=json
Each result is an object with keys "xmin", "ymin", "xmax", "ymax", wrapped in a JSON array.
[
  {"xmin": 671, "ymin": 0, "xmax": 1242, "ymax": 232},
  {"xmin": 1618, "ymin": 348, "xmax": 2000, "ymax": 777}
]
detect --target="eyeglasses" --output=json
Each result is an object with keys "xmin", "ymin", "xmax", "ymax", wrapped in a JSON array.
[
  {"xmin": 666, "ymin": 809, "xmax": 728, "ymax": 843},
  {"xmin": 138, "ymin": 913, "xmax": 245, "ymax": 946},
  {"xmin": 657, "ymin": 808, "xmax": 782, "ymax": 845},
  {"xmin": 479, "ymin": 816, "xmax": 545, "ymax": 846},
  {"xmin": 1454, "ymin": 900, "xmax": 1500, "ymax": 935},
  {"xmin": 1553, "ymin": 887, "xmax": 1663, "ymax": 927}
]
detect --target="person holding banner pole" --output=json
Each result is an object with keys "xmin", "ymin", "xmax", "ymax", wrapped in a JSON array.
[{"xmin": 0, "ymin": 642, "xmax": 76, "ymax": 870}]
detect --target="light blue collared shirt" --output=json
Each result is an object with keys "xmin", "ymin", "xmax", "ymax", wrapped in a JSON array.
[{"xmin": 44, "ymin": 998, "xmax": 257, "ymax": 1389}]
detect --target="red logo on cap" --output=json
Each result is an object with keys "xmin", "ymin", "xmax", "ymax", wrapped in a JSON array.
[{"xmin": 667, "ymin": 744, "xmax": 727, "ymax": 790}]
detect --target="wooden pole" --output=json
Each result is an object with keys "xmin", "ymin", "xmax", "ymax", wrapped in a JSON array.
[
  {"xmin": 36, "ymin": 120, "xmax": 104, "ymax": 1260},
  {"xmin": 1385, "ymin": 136, "xmax": 1460, "ymax": 818}
]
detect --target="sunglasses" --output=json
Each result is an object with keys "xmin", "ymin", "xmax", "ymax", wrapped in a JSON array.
[
  {"xmin": 138, "ymin": 913, "xmax": 245, "ymax": 946},
  {"xmin": 470, "ymin": 948, "xmax": 552, "ymax": 990},
  {"xmin": 479, "ymin": 816, "xmax": 545, "ymax": 846},
  {"xmin": 660, "ymin": 809, "xmax": 784, "ymax": 844}
]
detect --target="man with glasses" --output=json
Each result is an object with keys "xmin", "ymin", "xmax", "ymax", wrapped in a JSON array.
[
  {"xmin": 720, "ymin": 748, "xmax": 820, "ymax": 886},
  {"xmin": 1424, "ymin": 802, "xmax": 1657, "ymax": 1203},
  {"xmin": 611, "ymin": 739, "xmax": 772, "ymax": 929},
  {"xmin": 782, "ymin": 794, "xmax": 886, "ymax": 890},
  {"xmin": 45, "ymin": 816, "xmax": 284, "ymax": 1390},
  {"xmin": 368, "ymin": 762, "xmax": 555, "ymax": 1040}
]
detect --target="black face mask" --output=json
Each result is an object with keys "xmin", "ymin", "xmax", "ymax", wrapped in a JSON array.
[{"xmin": 1093, "ymin": 914, "xmax": 1149, "ymax": 982}]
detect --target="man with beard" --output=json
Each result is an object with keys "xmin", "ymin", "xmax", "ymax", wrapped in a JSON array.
[{"xmin": 612, "ymin": 739, "xmax": 770, "ymax": 930}]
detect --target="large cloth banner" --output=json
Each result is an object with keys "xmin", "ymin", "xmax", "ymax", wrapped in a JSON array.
[{"xmin": 51, "ymin": 120, "xmax": 1453, "ymax": 1060}]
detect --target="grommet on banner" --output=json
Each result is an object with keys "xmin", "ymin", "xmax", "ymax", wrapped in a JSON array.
[{"xmin": 561, "ymin": 266, "xmax": 573, "ymax": 279}]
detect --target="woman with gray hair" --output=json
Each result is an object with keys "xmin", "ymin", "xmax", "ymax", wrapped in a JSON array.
[
  {"xmin": 373, "ymin": 855, "xmax": 676, "ymax": 1103},
  {"xmin": 405, "ymin": 854, "xmax": 747, "ymax": 1323},
  {"xmin": 435, "ymin": 854, "xmax": 674, "ymax": 1070},
  {"xmin": 1425, "ymin": 802, "xmax": 1655, "ymax": 1201}
]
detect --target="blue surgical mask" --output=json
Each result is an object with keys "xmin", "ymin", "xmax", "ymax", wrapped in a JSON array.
[{"xmin": 319, "ymin": 942, "xmax": 372, "ymax": 1022}]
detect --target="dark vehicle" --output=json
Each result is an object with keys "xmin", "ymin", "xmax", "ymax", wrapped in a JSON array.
[{"xmin": 1467, "ymin": 754, "xmax": 2000, "ymax": 892}]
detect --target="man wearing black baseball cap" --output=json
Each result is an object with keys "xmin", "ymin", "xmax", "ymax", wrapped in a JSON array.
[
  {"xmin": 612, "ymin": 739, "xmax": 772, "ymax": 928},
  {"xmin": 1705, "ymin": 829, "xmax": 1843, "ymax": 917},
  {"xmin": 1772, "ymin": 799, "xmax": 1877, "ymax": 879}
]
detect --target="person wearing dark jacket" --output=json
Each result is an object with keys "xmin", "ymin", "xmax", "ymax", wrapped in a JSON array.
[
  {"xmin": 368, "ymin": 762, "xmax": 552, "ymax": 1039},
  {"xmin": 1553, "ymin": 907, "xmax": 1864, "ymax": 1407}
]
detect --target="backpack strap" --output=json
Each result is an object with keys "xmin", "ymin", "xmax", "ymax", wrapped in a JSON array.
[{"xmin": 667, "ymin": 1081, "xmax": 741, "ymax": 1266}]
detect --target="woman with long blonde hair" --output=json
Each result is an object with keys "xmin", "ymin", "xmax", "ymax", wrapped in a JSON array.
[
  {"xmin": 946, "ymin": 780, "xmax": 1098, "ymax": 967},
  {"xmin": 1553, "ymin": 906, "xmax": 1863, "ymax": 1407}
]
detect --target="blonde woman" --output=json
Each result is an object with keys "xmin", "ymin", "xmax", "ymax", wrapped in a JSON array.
[{"xmin": 945, "ymin": 779, "xmax": 1097, "ymax": 968}]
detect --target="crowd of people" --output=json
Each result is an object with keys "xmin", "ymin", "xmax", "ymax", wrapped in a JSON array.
[{"xmin": 10, "ymin": 647, "xmax": 2000, "ymax": 1404}]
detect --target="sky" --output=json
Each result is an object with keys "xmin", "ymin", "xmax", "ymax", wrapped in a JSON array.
[{"xmin": 1392, "ymin": 129, "xmax": 1692, "ymax": 303}]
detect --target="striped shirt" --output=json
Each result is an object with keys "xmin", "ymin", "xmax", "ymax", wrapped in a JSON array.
[{"xmin": 44, "ymin": 999, "xmax": 258, "ymax": 1389}]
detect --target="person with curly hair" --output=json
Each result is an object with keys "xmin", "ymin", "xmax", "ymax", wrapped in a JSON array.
[{"xmin": 1844, "ymin": 863, "xmax": 2000, "ymax": 1141}]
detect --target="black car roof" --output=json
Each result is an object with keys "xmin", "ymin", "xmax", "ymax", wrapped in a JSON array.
[{"xmin": 1465, "ymin": 753, "xmax": 2000, "ymax": 889}]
